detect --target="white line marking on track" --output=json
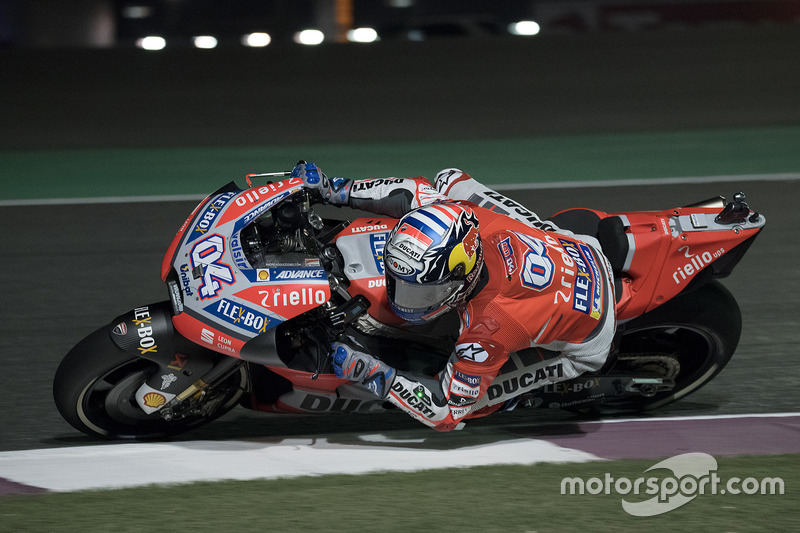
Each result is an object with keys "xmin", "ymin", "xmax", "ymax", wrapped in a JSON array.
[
  {"xmin": 578, "ymin": 411, "xmax": 800, "ymax": 425},
  {"xmin": 1, "ymin": 173, "xmax": 797, "ymax": 207},
  {"xmin": 492, "ymin": 172, "xmax": 800, "ymax": 191}
]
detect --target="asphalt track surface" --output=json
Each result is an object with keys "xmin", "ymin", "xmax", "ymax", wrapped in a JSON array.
[{"xmin": 1, "ymin": 178, "xmax": 797, "ymax": 453}]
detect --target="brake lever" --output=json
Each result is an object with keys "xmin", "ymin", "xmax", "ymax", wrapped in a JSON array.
[{"xmin": 310, "ymin": 296, "xmax": 371, "ymax": 380}]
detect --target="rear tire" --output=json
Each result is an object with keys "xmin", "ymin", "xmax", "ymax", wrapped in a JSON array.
[
  {"xmin": 596, "ymin": 280, "xmax": 741, "ymax": 412},
  {"xmin": 53, "ymin": 327, "xmax": 246, "ymax": 440}
]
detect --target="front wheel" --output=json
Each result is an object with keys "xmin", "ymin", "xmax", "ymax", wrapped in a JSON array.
[{"xmin": 53, "ymin": 327, "xmax": 247, "ymax": 440}]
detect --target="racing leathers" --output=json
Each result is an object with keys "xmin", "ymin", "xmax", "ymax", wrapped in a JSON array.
[{"xmin": 297, "ymin": 163, "xmax": 616, "ymax": 431}]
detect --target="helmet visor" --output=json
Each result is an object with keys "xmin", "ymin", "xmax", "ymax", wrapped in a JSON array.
[{"xmin": 387, "ymin": 275, "xmax": 463, "ymax": 314}]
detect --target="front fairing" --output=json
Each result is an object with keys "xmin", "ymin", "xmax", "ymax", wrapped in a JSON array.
[{"xmin": 162, "ymin": 177, "xmax": 331, "ymax": 356}]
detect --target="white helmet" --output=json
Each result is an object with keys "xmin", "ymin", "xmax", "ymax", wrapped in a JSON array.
[{"xmin": 384, "ymin": 203, "xmax": 484, "ymax": 324}]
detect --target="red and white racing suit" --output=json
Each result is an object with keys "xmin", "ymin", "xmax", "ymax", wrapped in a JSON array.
[{"xmin": 344, "ymin": 170, "xmax": 616, "ymax": 431}]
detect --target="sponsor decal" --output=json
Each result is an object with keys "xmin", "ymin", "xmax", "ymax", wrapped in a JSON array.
[
  {"xmin": 187, "ymin": 192, "xmax": 236, "ymax": 243},
  {"xmin": 200, "ymin": 327, "xmax": 237, "ymax": 354},
  {"xmin": 450, "ymin": 405, "xmax": 471, "ymax": 420},
  {"xmin": 385, "ymin": 254, "xmax": 414, "ymax": 276},
  {"xmin": 579, "ymin": 243, "xmax": 604, "ymax": 320},
  {"xmin": 672, "ymin": 245, "xmax": 725, "ymax": 285},
  {"xmin": 541, "ymin": 378, "xmax": 599, "ymax": 395},
  {"xmin": 143, "ymin": 392, "xmax": 167, "ymax": 408},
  {"xmin": 168, "ymin": 353, "xmax": 187, "ymax": 371},
  {"xmin": 455, "ymin": 343, "xmax": 489, "ymax": 363},
  {"xmin": 234, "ymin": 182, "xmax": 298, "ymax": 210},
  {"xmin": 451, "ymin": 371, "xmax": 481, "ymax": 398},
  {"xmin": 448, "ymin": 371, "xmax": 480, "ymax": 407},
  {"xmin": 168, "ymin": 280, "xmax": 183, "ymax": 313},
  {"xmin": 558, "ymin": 239, "xmax": 599, "ymax": 318},
  {"xmin": 133, "ymin": 306, "xmax": 158, "ymax": 355},
  {"xmin": 395, "ymin": 240, "xmax": 423, "ymax": 261},
  {"xmin": 536, "ymin": 236, "xmax": 600, "ymax": 318},
  {"xmin": 371, "ymin": 232, "xmax": 387, "ymax": 275},
  {"xmin": 235, "ymin": 191, "xmax": 292, "ymax": 232},
  {"xmin": 160, "ymin": 373, "xmax": 178, "ymax": 391},
  {"xmin": 351, "ymin": 178, "xmax": 405, "ymax": 192},
  {"xmin": 229, "ymin": 232, "xmax": 248, "ymax": 271},
  {"xmin": 487, "ymin": 362, "xmax": 564, "ymax": 400},
  {"xmin": 295, "ymin": 393, "xmax": 386, "ymax": 413},
  {"xmin": 350, "ymin": 223, "xmax": 389, "ymax": 234},
  {"xmin": 217, "ymin": 179, "xmax": 302, "ymax": 227},
  {"xmin": 179, "ymin": 264, "xmax": 194, "ymax": 296},
  {"xmin": 498, "ymin": 236, "xmax": 517, "ymax": 277},
  {"xmin": 390, "ymin": 381, "xmax": 436, "ymax": 418},
  {"xmin": 204, "ymin": 298, "xmax": 271, "ymax": 335},
  {"xmin": 237, "ymin": 284, "xmax": 330, "ymax": 314},
  {"xmin": 367, "ymin": 277, "xmax": 386, "ymax": 289},
  {"xmin": 272, "ymin": 268, "xmax": 326, "ymax": 280},
  {"xmin": 190, "ymin": 233, "xmax": 235, "ymax": 299},
  {"xmin": 484, "ymin": 191, "xmax": 554, "ymax": 230},
  {"xmin": 514, "ymin": 233, "xmax": 554, "ymax": 291},
  {"xmin": 242, "ymin": 267, "xmax": 317, "ymax": 283}
]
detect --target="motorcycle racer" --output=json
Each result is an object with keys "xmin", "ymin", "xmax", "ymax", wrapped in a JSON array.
[{"xmin": 293, "ymin": 161, "xmax": 616, "ymax": 431}]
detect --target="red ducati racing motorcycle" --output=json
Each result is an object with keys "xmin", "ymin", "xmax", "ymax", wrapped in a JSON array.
[{"xmin": 53, "ymin": 172, "xmax": 765, "ymax": 439}]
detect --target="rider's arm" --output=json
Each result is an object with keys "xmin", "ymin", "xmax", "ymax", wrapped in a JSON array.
[
  {"xmin": 347, "ymin": 177, "xmax": 450, "ymax": 218},
  {"xmin": 333, "ymin": 341, "xmax": 503, "ymax": 432},
  {"xmin": 292, "ymin": 161, "xmax": 449, "ymax": 218}
]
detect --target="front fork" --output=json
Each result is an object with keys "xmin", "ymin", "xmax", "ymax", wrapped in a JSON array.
[{"xmin": 108, "ymin": 301, "xmax": 245, "ymax": 416}]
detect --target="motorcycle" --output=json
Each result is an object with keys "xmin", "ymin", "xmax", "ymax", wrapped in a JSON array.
[{"xmin": 53, "ymin": 172, "xmax": 766, "ymax": 439}]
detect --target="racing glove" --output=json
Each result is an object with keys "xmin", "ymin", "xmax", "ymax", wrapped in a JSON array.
[
  {"xmin": 291, "ymin": 161, "xmax": 351, "ymax": 205},
  {"xmin": 332, "ymin": 342, "xmax": 395, "ymax": 398}
]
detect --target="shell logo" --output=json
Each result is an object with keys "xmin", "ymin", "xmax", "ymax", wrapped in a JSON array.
[{"xmin": 143, "ymin": 392, "xmax": 167, "ymax": 408}]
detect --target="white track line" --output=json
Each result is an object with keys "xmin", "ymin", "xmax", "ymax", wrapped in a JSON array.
[
  {"xmin": 1, "ymin": 173, "xmax": 797, "ymax": 207},
  {"xmin": 577, "ymin": 411, "xmax": 800, "ymax": 425},
  {"xmin": 493, "ymin": 172, "xmax": 800, "ymax": 190}
]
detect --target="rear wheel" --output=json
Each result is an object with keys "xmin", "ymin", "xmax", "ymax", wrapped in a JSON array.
[
  {"xmin": 594, "ymin": 280, "xmax": 741, "ymax": 412},
  {"xmin": 53, "ymin": 327, "xmax": 247, "ymax": 440}
]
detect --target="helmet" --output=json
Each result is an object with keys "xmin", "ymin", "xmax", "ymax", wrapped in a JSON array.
[{"xmin": 384, "ymin": 203, "xmax": 484, "ymax": 324}]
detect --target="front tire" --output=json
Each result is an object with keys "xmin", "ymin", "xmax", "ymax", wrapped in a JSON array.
[{"xmin": 53, "ymin": 327, "xmax": 247, "ymax": 440}]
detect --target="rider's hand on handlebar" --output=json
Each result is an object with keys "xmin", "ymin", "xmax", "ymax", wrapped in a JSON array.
[
  {"xmin": 291, "ymin": 161, "xmax": 351, "ymax": 205},
  {"xmin": 332, "ymin": 342, "xmax": 395, "ymax": 398}
]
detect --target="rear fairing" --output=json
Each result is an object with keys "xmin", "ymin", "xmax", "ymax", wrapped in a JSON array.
[{"xmin": 610, "ymin": 205, "xmax": 765, "ymax": 320}]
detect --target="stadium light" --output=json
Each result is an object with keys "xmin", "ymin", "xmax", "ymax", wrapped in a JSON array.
[
  {"xmin": 294, "ymin": 29, "xmax": 325, "ymax": 45},
  {"xmin": 347, "ymin": 27, "xmax": 379, "ymax": 43},
  {"xmin": 137, "ymin": 36, "xmax": 166, "ymax": 50},
  {"xmin": 193, "ymin": 36, "xmax": 218, "ymax": 49},
  {"xmin": 508, "ymin": 20, "xmax": 541, "ymax": 36},
  {"xmin": 242, "ymin": 32, "xmax": 272, "ymax": 47}
]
